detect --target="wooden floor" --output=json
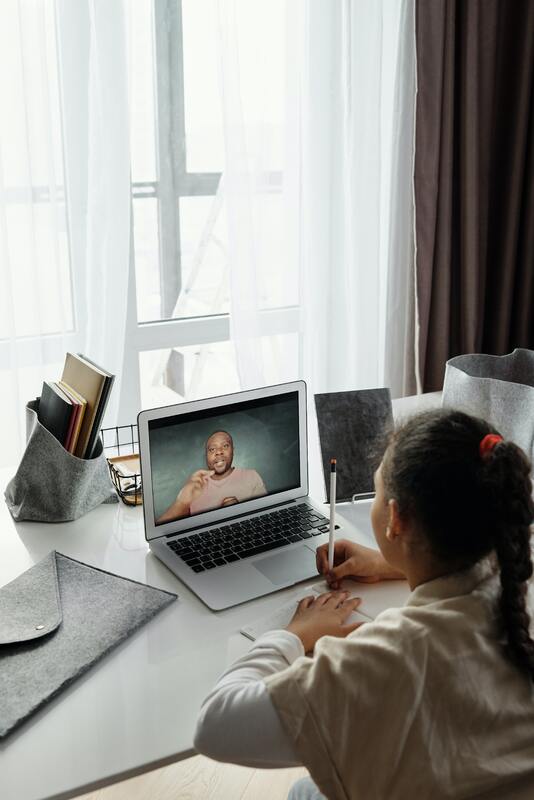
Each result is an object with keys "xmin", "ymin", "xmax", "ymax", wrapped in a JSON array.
[{"xmin": 76, "ymin": 755, "xmax": 308, "ymax": 800}]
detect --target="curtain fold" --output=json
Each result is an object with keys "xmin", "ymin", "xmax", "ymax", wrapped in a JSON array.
[
  {"xmin": 58, "ymin": 0, "xmax": 131, "ymax": 425},
  {"xmin": 414, "ymin": 0, "xmax": 534, "ymax": 392},
  {"xmin": 384, "ymin": 0, "xmax": 417, "ymax": 397}
]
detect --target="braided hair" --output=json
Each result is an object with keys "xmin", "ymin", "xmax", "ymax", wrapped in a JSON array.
[{"xmin": 381, "ymin": 409, "xmax": 534, "ymax": 680}]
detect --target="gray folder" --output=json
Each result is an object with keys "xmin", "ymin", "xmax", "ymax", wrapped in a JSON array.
[{"xmin": 0, "ymin": 552, "xmax": 177, "ymax": 739}]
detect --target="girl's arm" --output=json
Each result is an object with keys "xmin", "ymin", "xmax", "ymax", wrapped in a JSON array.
[
  {"xmin": 194, "ymin": 630, "xmax": 303, "ymax": 767},
  {"xmin": 195, "ymin": 592, "xmax": 360, "ymax": 766}
]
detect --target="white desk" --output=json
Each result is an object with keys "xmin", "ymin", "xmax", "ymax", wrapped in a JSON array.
[{"xmin": 0, "ymin": 392, "xmax": 440, "ymax": 800}]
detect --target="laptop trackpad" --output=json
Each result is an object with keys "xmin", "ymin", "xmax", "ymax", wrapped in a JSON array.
[{"xmin": 253, "ymin": 546, "xmax": 317, "ymax": 586}]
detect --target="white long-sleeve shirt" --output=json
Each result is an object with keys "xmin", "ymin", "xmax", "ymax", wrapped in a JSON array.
[
  {"xmin": 194, "ymin": 629, "xmax": 304, "ymax": 767},
  {"xmin": 195, "ymin": 559, "xmax": 534, "ymax": 800}
]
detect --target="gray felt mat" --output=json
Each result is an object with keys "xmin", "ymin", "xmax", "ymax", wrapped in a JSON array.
[{"xmin": 0, "ymin": 552, "xmax": 177, "ymax": 739}]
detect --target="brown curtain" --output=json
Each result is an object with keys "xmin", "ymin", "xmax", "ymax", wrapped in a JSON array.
[{"xmin": 414, "ymin": 0, "xmax": 534, "ymax": 392}]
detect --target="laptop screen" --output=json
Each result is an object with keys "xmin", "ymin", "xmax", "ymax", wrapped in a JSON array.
[{"xmin": 148, "ymin": 391, "xmax": 301, "ymax": 528}]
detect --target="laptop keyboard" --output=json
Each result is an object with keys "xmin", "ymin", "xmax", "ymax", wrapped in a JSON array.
[{"xmin": 166, "ymin": 503, "xmax": 330, "ymax": 573}]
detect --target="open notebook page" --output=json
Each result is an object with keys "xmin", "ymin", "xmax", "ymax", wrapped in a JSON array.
[{"xmin": 240, "ymin": 577, "xmax": 410, "ymax": 642}]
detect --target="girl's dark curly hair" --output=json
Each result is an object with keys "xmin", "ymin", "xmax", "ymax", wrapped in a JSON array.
[{"xmin": 381, "ymin": 409, "xmax": 534, "ymax": 680}]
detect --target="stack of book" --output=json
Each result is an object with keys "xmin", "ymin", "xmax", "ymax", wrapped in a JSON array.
[{"xmin": 37, "ymin": 353, "xmax": 115, "ymax": 459}]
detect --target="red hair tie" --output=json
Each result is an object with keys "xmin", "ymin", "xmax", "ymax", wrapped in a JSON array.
[{"xmin": 479, "ymin": 434, "xmax": 503, "ymax": 459}]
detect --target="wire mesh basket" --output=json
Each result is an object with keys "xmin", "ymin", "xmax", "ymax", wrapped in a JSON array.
[{"xmin": 100, "ymin": 424, "xmax": 142, "ymax": 506}]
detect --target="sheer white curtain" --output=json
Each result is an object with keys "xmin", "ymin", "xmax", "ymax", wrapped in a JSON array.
[
  {"xmin": 0, "ymin": 0, "xmax": 130, "ymax": 468},
  {"xmin": 216, "ymin": 0, "xmax": 298, "ymax": 389},
  {"xmin": 216, "ymin": 0, "xmax": 417, "ymax": 398},
  {"xmin": 0, "ymin": 1, "xmax": 71, "ymax": 467}
]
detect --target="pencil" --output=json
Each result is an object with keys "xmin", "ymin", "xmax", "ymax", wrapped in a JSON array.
[{"xmin": 328, "ymin": 458, "xmax": 336, "ymax": 571}]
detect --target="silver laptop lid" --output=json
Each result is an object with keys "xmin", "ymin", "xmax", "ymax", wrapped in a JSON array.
[{"xmin": 138, "ymin": 381, "xmax": 308, "ymax": 542}]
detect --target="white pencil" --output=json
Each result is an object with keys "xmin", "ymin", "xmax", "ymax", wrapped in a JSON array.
[{"xmin": 328, "ymin": 458, "xmax": 336, "ymax": 571}]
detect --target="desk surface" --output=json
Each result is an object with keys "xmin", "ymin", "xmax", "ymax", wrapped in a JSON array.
[{"xmin": 0, "ymin": 392, "xmax": 440, "ymax": 800}]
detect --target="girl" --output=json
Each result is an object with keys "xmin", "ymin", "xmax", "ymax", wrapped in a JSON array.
[{"xmin": 195, "ymin": 409, "xmax": 534, "ymax": 799}]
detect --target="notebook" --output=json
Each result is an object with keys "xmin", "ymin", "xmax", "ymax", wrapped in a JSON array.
[
  {"xmin": 240, "ymin": 577, "xmax": 410, "ymax": 641},
  {"xmin": 37, "ymin": 381, "xmax": 76, "ymax": 446},
  {"xmin": 59, "ymin": 381, "xmax": 87, "ymax": 454},
  {"xmin": 314, "ymin": 388, "xmax": 393, "ymax": 502}
]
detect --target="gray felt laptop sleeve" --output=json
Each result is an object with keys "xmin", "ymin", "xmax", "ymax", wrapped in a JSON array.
[{"xmin": 0, "ymin": 552, "xmax": 177, "ymax": 739}]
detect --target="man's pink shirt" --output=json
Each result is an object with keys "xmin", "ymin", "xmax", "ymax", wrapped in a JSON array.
[{"xmin": 189, "ymin": 468, "xmax": 267, "ymax": 515}]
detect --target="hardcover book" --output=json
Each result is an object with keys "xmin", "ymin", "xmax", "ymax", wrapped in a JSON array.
[{"xmin": 76, "ymin": 354, "xmax": 115, "ymax": 459}]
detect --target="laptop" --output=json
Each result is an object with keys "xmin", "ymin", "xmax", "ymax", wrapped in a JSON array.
[{"xmin": 138, "ymin": 381, "xmax": 339, "ymax": 610}]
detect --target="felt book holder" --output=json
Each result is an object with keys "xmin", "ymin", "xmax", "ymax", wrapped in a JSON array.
[
  {"xmin": 0, "ymin": 552, "xmax": 177, "ymax": 739},
  {"xmin": 314, "ymin": 388, "xmax": 393, "ymax": 503},
  {"xmin": 4, "ymin": 400, "xmax": 117, "ymax": 522}
]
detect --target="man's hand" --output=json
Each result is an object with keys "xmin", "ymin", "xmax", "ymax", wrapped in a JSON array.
[
  {"xmin": 177, "ymin": 469, "xmax": 215, "ymax": 507},
  {"xmin": 286, "ymin": 591, "xmax": 363, "ymax": 653},
  {"xmin": 316, "ymin": 539, "xmax": 405, "ymax": 589},
  {"xmin": 221, "ymin": 496, "xmax": 239, "ymax": 507}
]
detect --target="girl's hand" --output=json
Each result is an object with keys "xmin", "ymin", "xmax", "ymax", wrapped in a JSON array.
[
  {"xmin": 316, "ymin": 539, "xmax": 405, "ymax": 589},
  {"xmin": 286, "ymin": 591, "xmax": 363, "ymax": 653}
]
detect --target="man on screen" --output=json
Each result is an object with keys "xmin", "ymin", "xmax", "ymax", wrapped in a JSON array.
[{"xmin": 156, "ymin": 430, "xmax": 267, "ymax": 523}]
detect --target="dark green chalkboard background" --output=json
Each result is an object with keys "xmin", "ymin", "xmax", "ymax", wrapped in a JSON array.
[{"xmin": 150, "ymin": 400, "xmax": 301, "ymax": 520}]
